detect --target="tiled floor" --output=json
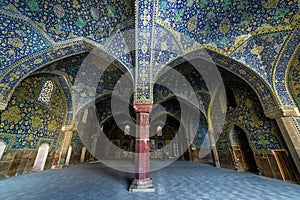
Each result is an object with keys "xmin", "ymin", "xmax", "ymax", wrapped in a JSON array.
[{"xmin": 0, "ymin": 161, "xmax": 300, "ymax": 200}]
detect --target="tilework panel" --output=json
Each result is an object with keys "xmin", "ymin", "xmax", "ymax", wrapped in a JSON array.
[
  {"xmin": 0, "ymin": 41, "xmax": 90, "ymax": 106},
  {"xmin": 156, "ymin": 0, "xmax": 298, "ymax": 52},
  {"xmin": 208, "ymin": 50, "xmax": 279, "ymax": 112},
  {"xmin": 217, "ymin": 84, "xmax": 285, "ymax": 153},
  {"xmin": 35, "ymin": 53, "xmax": 133, "ymax": 125},
  {"xmin": 135, "ymin": 0, "xmax": 156, "ymax": 101},
  {"xmin": 0, "ymin": 0, "xmax": 296, "ymax": 110},
  {"xmin": 35, "ymin": 53, "xmax": 88, "ymax": 85},
  {"xmin": 96, "ymin": 65, "xmax": 132, "ymax": 96},
  {"xmin": 119, "ymin": 21, "xmax": 136, "ymax": 74},
  {"xmin": 153, "ymin": 64, "xmax": 210, "ymax": 115},
  {"xmin": 293, "ymin": 117, "xmax": 300, "ymax": 133},
  {"xmin": 57, "ymin": 75, "xmax": 73, "ymax": 126},
  {"xmin": 71, "ymin": 131, "xmax": 84, "ymax": 153},
  {"xmin": 278, "ymin": 30, "xmax": 300, "ymax": 106},
  {"xmin": 219, "ymin": 67, "xmax": 245, "ymax": 84},
  {"xmin": 0, "ymin": 13, "xmax": 52, "ymax": 74},
  {"xmin": 192, "ymin": 120, "xmax": 207, "ymax": 148},
  {"xmin": 0, "ymin": 75, "xmax": 66, "ymax": 152},
  {"xmin": 105, "ymin": 30, "xmax": 134, "ymax": 73},
  {"xmin": 152, "ymin": 23, "xmax": 182, "ymax": 80},
  {"xmin": 230, "ymin": 31, "xmax": 290, "ymax": 86},
  {"xmin": 33, "ymin": 53, "xmax": 88, "ymax": 125},
  {"xmin": 152, "ymin": 47, "xmax": 279, "ymax": 112},
  {"xmin": 0, "ymin": 0, "xmax": 134, "ymax": 44},
  {"xmin": 288, "ymin": 48, "xmax": 300, "ymax": 108}
]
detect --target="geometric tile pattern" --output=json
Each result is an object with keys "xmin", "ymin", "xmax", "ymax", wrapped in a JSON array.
[
  {"xmin": 279, "ymin": 30, "xmax": 300, "ymax": 106},
  {"xmin": 0, "ymin": 41, "xmax": 90, "ymax": 106},
  {"xmin": 156, "ymin": 0, "xmax": 298, "ymax": 53},
  {"xmin": 150, "ymin": 42, "xmax": 280, "ymax": 112},
  {"xmin": 231, "ymin": 31, "xmax": 290, "ymax": 86},
  {"xmin": 0, "ymin": 13, "xmax": 52, "ymax": 74},
  {"xmin": 288, "ymin": 47, "xmax": 300, "ymax": 108},
  {"xmin": 105, "ymin": 29, "xmax": 134, "ymax": 74},
  {"xmin": 71, "ymin": 131, "xmax": 84, "ymax": 153},
  {"xmin": 192, "ymin": 120, "xmax": 207, "ymax": 148},
  {"xmin": 211, "ymin": 50, "xmax": 279, "ymax": 112},
  {"xmin": 35, "ymin": 53, "xmax": 88, "ymax": 85},
  {"xmin": 57, "ymin": 75, "xmax": 73, "ymax": 126},
  {"xmin": 153, "ymin": 63, "xmax": 210, "ymax": 115},
  {"xmin": 34, "ymin": 54, "xmax": 133, "ymax": 126},
  {"xmin": 0, "ymin": 0, "xmax": 298, "ymax": 110},
  {"xmin": 293, "ymin": 117, "xmax": 300, "ymax": 132},
  {"xmin": 0, "ymin": 75, "xmax": 66, "ymax": 152},
  {"xmin": 217, "ymin": 84, "xmax": 284, "ymax": 153},
  {"xmin": 135, "ymin": 0, "xmax": 156, "ymax": 101},
  {"xmin": 0, "ymin": 0, "xmax": 134, "ymax": 43},
  {"xmin": 152, "ymin": 23, "xmax": 182, "ymax": 79}
]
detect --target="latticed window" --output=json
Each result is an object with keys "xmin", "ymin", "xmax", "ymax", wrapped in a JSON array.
[{"xmin": 38, "ymin": 80, "xmax": 54, "ymax": 105}]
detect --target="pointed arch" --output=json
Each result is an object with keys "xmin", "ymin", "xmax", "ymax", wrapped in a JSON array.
[
  {"xmin": 0, "ymin": 39, "xmax": 134, "ymax": 110},
  {"xmin": 153, "ymin": 49, "xmax": 280, "ymax": 113}
]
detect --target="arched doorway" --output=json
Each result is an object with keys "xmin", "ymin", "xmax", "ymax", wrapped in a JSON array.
[
  {"xmin": 229, "ymin": 126, "xmax": 258, "ymax": 173},
  {"xmin": 32, "ymin": 143, "xmax": 49, "ymax": 171}
]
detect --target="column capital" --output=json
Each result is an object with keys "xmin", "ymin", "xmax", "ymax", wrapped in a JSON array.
[
  {"xmin": 134, "ymin": 102, "xmax": 153, "ymax": 113},
  {"xmin": 265, "ymin": 107, "xmax": 300, "ymax": 119}
]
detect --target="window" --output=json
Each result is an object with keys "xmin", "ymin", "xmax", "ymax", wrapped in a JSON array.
[{"xmin": 38, "ymin": 80, "xmax": 54, "ymax": 105}]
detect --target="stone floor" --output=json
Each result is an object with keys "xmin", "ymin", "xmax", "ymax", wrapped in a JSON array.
[{"xmin": 0, "ymin": 161, "xmax": 300, "ymax": 200}]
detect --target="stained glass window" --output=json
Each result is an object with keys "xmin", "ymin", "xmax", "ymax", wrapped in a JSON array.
[{"xmin": 38, "ymin": 80, "xmax": 54, "ymax": 105}]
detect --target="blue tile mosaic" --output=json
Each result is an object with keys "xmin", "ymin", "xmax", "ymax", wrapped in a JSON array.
[
  {"xmin": 0, "ymin": 0, "xmax": 134, "ymax": 43},
  {"xmin": 156, "ymin": 0, "xmax": 298, "ymax": 52},
  {"xmin": 217, "ymin": 85, "xmax": 284, "ymax": 153},
  {"xmin": 231, "ymin": 31, "xmax": 290, "ymax": 86},
  {"xmin": 0, "ymin": 75, "xmax": 66, "ymax": 152},
  {"xmin": 0, "ymin": 13, "xmax": 52, "ymax": 74},
  {"xmin": 276, "ymin": 29, "xmax": 300, "ymax": 106},
  {"xmin": 288, "ymin": 48, "xmax": 300, "ymax": 108}
]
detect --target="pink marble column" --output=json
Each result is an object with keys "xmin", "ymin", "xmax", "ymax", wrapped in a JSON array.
[{"xmin": 129, "ymin": 102, "xmax": 155, "ymax": 192}]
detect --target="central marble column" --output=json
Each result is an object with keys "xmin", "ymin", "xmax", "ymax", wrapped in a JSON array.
[
  {"xmin": 129, "ymin": 0, "xmax": 156, "ymax": 192},
  {"xmin": 129, "ymin": 102, "xmax": 154, "ymax": 192}
]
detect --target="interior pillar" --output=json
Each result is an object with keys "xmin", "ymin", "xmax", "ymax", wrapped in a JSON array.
[
  {"xmin": 64, "ymin": 146, "xmax": 72, "ymax": 166},
  {"xmin": 208, "ymin": 127, "xmax": 220, "ymax": 168},
  {"xmin": 91, "ymin": 134, "xmax": 99, "ymax": 156},
  {"xmin": 266, "ymin": 107, "xmax": 300, "ymax": 174},
  {"xmin": 80, "ymin": 147, "xmax": 86, "ymax": 163},
  {"xmin": 129, "ymin": 102, "xmax": 155, "ymax": 192},
  {"xmin": 53, "ymin": 124, "xmax": 75, "ymax": 168}
]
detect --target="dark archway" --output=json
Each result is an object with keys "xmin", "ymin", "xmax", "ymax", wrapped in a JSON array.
[{"xmin": 229, "ymin": 125, "xmax": 258, "ymax": 173}]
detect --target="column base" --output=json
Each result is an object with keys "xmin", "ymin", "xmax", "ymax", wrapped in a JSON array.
[
  {"xmin": 51, "ymin": 164, "xmax": 64, "ymax": 169},
  {"xmin": 129, "ymin": 178, "xmax": 155, "ymax": 192}
]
